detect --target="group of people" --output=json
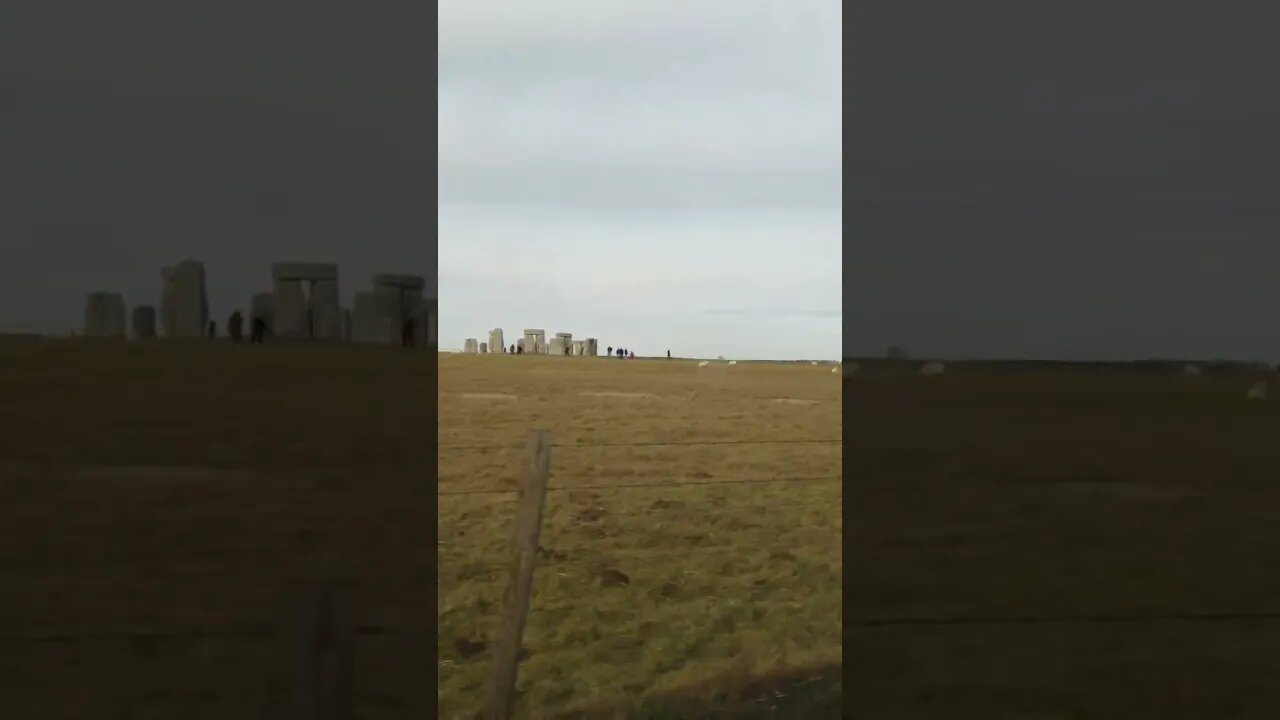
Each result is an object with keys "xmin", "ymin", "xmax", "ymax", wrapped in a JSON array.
[
  {"xmin": 606, "ymin": 346, "xmax": 637, "ymax": 359},
  {"xmin": 214, "ymin": 311, "xmax": 268, "ymax": 344},
  {"xmin": 207, "ymin": 311, "xmax": 415, "ymax": 348}
]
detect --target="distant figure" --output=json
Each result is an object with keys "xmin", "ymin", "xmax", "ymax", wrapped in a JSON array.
[
  {"xmin": 629, "ymin": 351, "xmax": 635, "ymax": 359},
  {"xmin": 510, "ymin": 344, "xmax": 516, "ymax": 354},
  {"xmin": 607, "ymin": 346, "xmax": 613, "ymax": 357},
  {"xmin": 667, "ymin": 349, "xmax": 671, "ymax": 359},
  {"xmin": 207, "ymin": 321, "xmax": 217, "ymax": 338},
  {"xmin": 401, "ymin": 318, "xmax": 416, "ymax": 349},
  {"xmin": 228, "ymin": 311, "xmax": 244, "ymax": 343},
  {"xmin": 517, "ymin": 345, "xmax": 523, "ymax": 355},
  {"xmin": 564, "ymin": 345, "xmax": 570, "ymax": 356},
  {"xmin": 250, "ymin": 317, "xmax": 266, "ymax": 344}
]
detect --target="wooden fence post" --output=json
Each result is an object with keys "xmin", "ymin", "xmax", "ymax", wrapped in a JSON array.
[
  {"xmin": 288, "ymin": 580, "xmax": 355, "ymax": 720},
  {"xmin": 484, "ymin": 429, "xmax": 552, "ymax": 720}
]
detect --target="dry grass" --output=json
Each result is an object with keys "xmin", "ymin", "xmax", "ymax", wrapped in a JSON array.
[
  {"xmin": 0, "ymin": 336, "xmax": 434, "ymax": 718},
  {"xmin": 847, "ymin": 360, "xmax": 1280, "ymax": 718},
  {"xmin": 437, "ymin": 353, "xmax": 842, "ymax": 718}
]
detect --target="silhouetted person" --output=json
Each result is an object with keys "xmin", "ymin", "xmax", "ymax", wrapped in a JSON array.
[
  {"xmin": 629, "ymin": 350, "xmax": 635, "ymax": 359},
  {"xmin": 607, "ymin": 346, "xmax": 613, "ymax": 357},
  {"xmin": 208, "ymin": 321, "xmax": 217, "ymax": 338},
  {"xmin": 667, "ymin": 349, "xmax": 671, "ymax": 359},
  {"xmin": 228, "ymin": 311, "xmax": 244, "ymax": 343},
  {"xmin": 401, "ymin": 318, "xmax": 416, "ymax": 348},
  {"xmin": 250, "ymin": 317, "xmax": 266, "ymax": 344},
  {"xmin": 510, "ymin": 344, "xmax": 516, "ymax": 354}
]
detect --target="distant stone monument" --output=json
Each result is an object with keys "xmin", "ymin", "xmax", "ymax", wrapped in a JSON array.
[
  {"xmin": 271, "ymin": 262, "xmax": 341, "ymax": 340},
  {"xmin": 585, "ymin": 338, "xmax": 598, "ymax": 356},
  {"xmin": 479, "ymin": 342, "xmax": 488, "ymax": 353},
  {"xmin": 130, "ymin": 305, "xmax": 157, "ymax": 339},
  {"xmin": 464, "ymin": 338, "xmax": 479, "ymax": 353},
  {"xmin": 489, "ymin": 328, "xmax": 505, "ymax": 354},
  {"xmin": 160, "ymin": 259, "xmax": 209, "ymax": 338},
  {"xmin": 524, "ymin": 329, "xmax": 546, "ymax": 354},
  {"xmin": 83, "ymin": 292, "xmax": 126, "ymax": 337}
]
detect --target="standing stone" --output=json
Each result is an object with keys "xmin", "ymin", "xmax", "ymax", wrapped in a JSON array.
[
  {"xmin": 271, "ymin": 262, "xmax": 340, "ymax": 339},
  {"xmin": 160, "ymin": 259, "xmax": 209, "ymax": 338},
  {"xmin": 571, "ymin": 340, "xmax": 586, "ymax": 356},
  {"xmin": 341, "ymin": 307, "xmax": 352, "ymax": 341},
  {"xmin": 516, "ymin": 338, "xmax": 525, "ymax": 353},
  {"xmin": 83, "ymin": 292, "xmax": 126, "ymax": 337},
  {"xmin": 412, "ymin": 298, "xmax": 432, "ymax": 350},
  {"xmin": 489, "ymin": 329, "xmax": 505, "ymax": 355},
  {"xmin": 463, "ymin": 338, "xmax": 479, "ymax": 353},
  {"xmin": 548, "ymin": 337, "xmax": 567, "ymax": 356},
  {"xmin": 310, "ymin": 279, "xmax": 342, "ymax": 340},
  {"xmin": 524, "ymin": 329, "xmax": 546, "ymax": 354},
  {"xmin": 585, "ymin": 338, "xmax": 598, "ymax": 356},
  {"xmin": 130, "ymin": 305, "xmax": 157, "ymax": 339},
  {"xmin": 479, "ymin": 342, "xmax": 488, "ymax": 353}
]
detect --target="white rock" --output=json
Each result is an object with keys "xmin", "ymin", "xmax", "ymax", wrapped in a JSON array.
[
  {"xmin": 920, "ymin": 361, "xmax": 946, "ymax": 377},
  {"xmin": 1184, "ymin": 364, "xmax": 1202, "ymax": 376},
  {"xmin": 728, "ymin": 360, "xmax": 737, "ymax": 366},
  {"xmin": 1247, "ymin": 381, "xmax": 1267, "ymax": 400},
  {"xmin": 697, "ymin": 360, "xmax": 710, "ymax": 368}
]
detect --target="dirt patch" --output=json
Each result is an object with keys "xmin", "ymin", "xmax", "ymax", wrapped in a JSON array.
[
  {"xmin": 578, "ymin": 391, "xmax": 661, "ymax": 399},
  {"xmin": 769, "ymin": 398, "xmax": 820, "ymax": 406},
  {"xmin": 455, "ymin": 392, "xmax": 518, "ymax": 401}
]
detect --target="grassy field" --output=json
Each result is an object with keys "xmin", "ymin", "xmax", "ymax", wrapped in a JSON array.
[
  {"xmin": 846, "ymin": 360, "xmax": 1280, "ymax": 718},
  {"xmin": 17, "ymin": 334, "xmax": 1274, "ymax": 717},
  {"xmin": 437, "ymin": 352, "xmax": 842, "ymax": 718},
  {"xmin": 0, "ymin": 335, "xmax": 435, "ymax": 718}
]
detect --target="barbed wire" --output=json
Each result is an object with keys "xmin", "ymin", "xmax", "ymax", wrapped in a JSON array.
[
  {"xmin": 438, "ymin": 541, "xmax": 841, "ymax": 570},
  {"xmin": 439, "ymin": 437, "xmax": 841, "ymax": 451},
  {"xmin": 439, "ymin": 474, "xmax": 842, "ymax": 497},
  {"xmin": 439, "ymin": 500, "xmax": 842, "ymax": 535}
]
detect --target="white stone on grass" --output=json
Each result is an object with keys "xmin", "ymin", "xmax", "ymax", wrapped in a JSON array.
[
  {"xmin": 1247, "ymin": 381, "xmax": 1267, "ymax": 400},
  {"xmin": 697, "ymin": 360, "xmax": 710, "ymax": 368},
  {"xmin": 920, "ymin": 362, "xmax": 946, "ymax": 377}
]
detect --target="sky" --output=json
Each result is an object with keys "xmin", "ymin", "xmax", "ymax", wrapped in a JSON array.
[
  {"xmin": 0, "ymin": 4, "xmax": 433, "ymax": 335},
  {"xmin": 438, "ymin": 1, "xmax": 842, "ymax": 360},
  {"xmin": 851, "ymin": 1, "xmax": 1280, "ymax": 362}
]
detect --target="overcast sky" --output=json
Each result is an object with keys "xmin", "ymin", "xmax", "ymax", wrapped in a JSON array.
[
  {"xmin": 0, "ymin": 5, "xmax": 432, "ymax": 335},
  {"xmin": 851, "ymin": 1, "xmax": 1280, "ymax": 362},
  {"xmin": 439, "ymin": 1, "xmax": 842, "ymax": 360}
]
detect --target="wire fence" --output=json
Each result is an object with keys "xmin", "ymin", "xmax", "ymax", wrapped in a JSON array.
[{"xmin": 438, "ymin": 430, "xmax": 843, "ymax": 716}]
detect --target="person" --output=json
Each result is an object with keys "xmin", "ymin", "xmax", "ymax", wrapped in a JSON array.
[
  {"xmin": 228, "ymin": 311, "xmax": 244, "ymax": 343},
  {"xmin": 667, "ymin": 349, "xmax": 671, "ymax": 359},
  {"xmin": 607, "ymin": 346, "xmax": 613, "ymax": 357},
  {"xmin": 629, "ymin": 350, "xmax": 635, "ymax": 359},
  {"xmin": 250, "ymin": 317, "xmax": 266, "ymax": 344},
  {"xmin": 207, "ymin": 320, "xmax": 217, "ymax": 338},
  {"xmin": 401, "ymin": 318, "xmax": 416, "ymax": 348},
  {"xmin": 510, "ymin": 344, "xmax": 516, "ymax": 354}
]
